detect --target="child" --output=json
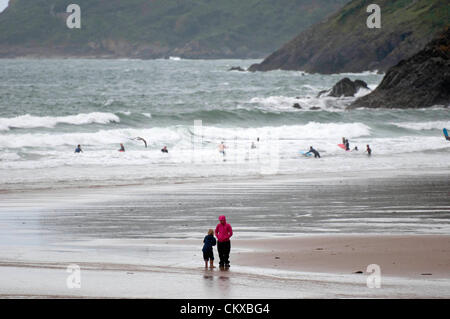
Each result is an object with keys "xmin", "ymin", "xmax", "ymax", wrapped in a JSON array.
[{"xmin": 202, "ymin": 229, "xmax": 217, "ymax": 268}]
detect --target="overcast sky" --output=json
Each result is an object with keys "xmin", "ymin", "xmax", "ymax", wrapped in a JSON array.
[{"xmin": 0, "ymin": 0, "xmax": 8, "ymax": 13}]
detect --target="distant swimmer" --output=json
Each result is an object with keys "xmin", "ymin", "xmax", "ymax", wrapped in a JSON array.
[
  {"xmin": 161, "ymin": 146, "xmax": 168, "ymax": 153},
  {"xmin": 135, "ymin": 137, "xmax": 147, "ymax": 148},
  {"xmin": 306, "ymin": 146, "xmax": 321, "ymax": 158},
  {"xmin": 353, "ymin": 146, "xmax": 358, "ymax": 151},
  {"xmin": 74, "ymin": 144, "xmax": 83, "ymax": 153},
  {"xmin": 119, "ymin": 143, "xmax": 125, "ymax": 152},
  {"xmin": 365, "ymin": 144, "xmax": 372, "ymax": 156},
  {"xmin": 219, "ymin": 142, "xmax": 226, "ymax": 156}
]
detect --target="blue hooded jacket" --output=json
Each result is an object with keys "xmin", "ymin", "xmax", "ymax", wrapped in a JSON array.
[{"xmin": 202, "ymin": 234, "xmax": 216, "ymax": 252}]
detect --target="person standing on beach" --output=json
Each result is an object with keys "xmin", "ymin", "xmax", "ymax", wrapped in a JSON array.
[
  {"xmin": 202, "ymin": 229, "xmax": 217, "ymax": 269},
  {"xmin": 215, "ymin": 215, "xmax": 233, "ymax": 268}
]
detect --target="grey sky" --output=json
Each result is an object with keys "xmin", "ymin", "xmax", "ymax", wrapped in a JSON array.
[{"xmin": 0, "ymin": 0, "xmax": 9, "ymax": 13}]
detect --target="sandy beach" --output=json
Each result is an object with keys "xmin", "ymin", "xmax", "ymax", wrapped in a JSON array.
[
  {"xmin": 0, "ymin": 171, "xmax": 449, "ymax": 298},
  {"xmin": 233, "ymin": 235, "xmax": 450, "ymax": 278}
]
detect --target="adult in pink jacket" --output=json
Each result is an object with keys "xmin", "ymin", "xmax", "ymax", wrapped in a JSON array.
[{"xmin": 215, "ymin": 215, "xmax": 233, "ymax": 268}]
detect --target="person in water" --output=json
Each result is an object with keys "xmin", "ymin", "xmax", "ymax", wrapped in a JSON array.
[
  {"xmin": 366, "ymin": 144, "xmax": 372, "ymax": 156},
  {"xmin": 353, "ymin": 146, "xmax": 358, "ymax": 151},
  {"xmin": 161, "ymin": 146, "xmax": 168, "ymax": 153},
  {"xmin": 219, "ymin": 142, "xmax": 226, "ymax": 156},
  {"xmin": 306, "ymin": 146, "xmax": 321, "ymax": 158},
  {"xmin": 202, "ymin": 229, "xmax": 217, "ymax": 269},
  {"xmin": 74, "ymin": 145, "xmax": 83, "ymax": 153},
  {"xmin": 119, "ymin": 143, "xmax": 125, "ymax": 152},
  {"xmin": 215, "ymin": 215, "xmax": 233, "ymax": 268},
  {"xmin": 345, "ymin": 139, "xmax": 350, "ymax": 151}
]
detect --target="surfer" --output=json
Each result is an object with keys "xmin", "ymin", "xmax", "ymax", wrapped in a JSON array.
[
  {"xmin": 74, "ymin": 144, "xmax": 83, "ymax": 153},
  {"xmin": 161, "ymin": 146, "xmax": 168, "ymax": 153},
  {"xmin": 366, "ymin": 144, "xmax": 372, "ymax": 156},
  {"xmin": 306, "ymin": 146, "xmax": 321, "ymax": 158},
  {"xmin": 345, "ymin": 139, "xmax": 350, "ymax": 151},
  {"xmin": 353, "ymin": 146, "xmax": 358, "ymax": 151},
  {"xmin": 202, "ymin": 229, "xmax": 217, "ymax": 269},
  {"xmin": 118, "ymin": 143, "xmax": 125, "ymax": 152},
  {"xmin": 136, "ymin": 137, "xmax": 147, "ymax": 148},
  {"xmin": 215, "ymin": 215, "xmax": 233, "ymax": 268}
]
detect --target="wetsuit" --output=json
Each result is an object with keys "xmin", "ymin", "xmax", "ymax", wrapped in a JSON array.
[{"xmin": 306, "ymin": 148, "xmax": 321, "ymax": 158}]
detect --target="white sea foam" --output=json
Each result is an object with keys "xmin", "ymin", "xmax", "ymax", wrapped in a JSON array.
[
  {"xmin": 0, "ymin": 122, "xmax": 371, "ymax": 149},
  {"xmin": 0, "ymin": 112, "xmax": 120, "ymax": 131},
  {"xmin": 391, "ymin": 121, "xmax": 450, "ymax": 131}
]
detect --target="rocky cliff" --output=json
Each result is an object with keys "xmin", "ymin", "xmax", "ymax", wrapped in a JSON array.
[
  {"xmin": 249, "ymin": 0, "xmax": 448, "ymax": 73},
  {"xmin": 349, "ymin": 26, "xmax": 450, "ymax": 109}
]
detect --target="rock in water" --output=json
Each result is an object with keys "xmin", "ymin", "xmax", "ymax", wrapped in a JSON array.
[
  {"xmin": 328, "ymin": 78, "xmax": 369, "ymax": 97},
  {"xmin": 349, "ymin": 27, "xmax": 450, "ymax": 109},
  {"xmin": 292, "ymin": 103, "xmax": 302, "ymax": 109},
  {"xmin": 228, "ymin": 66, "xmax": 246, "ymax": 72}
]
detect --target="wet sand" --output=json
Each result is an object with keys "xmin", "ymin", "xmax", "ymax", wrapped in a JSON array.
[
  {"xmin": 0, "ymin": 171, "xmax": 449, "ymax": 298},
  {"xmin": 232, "ymin": 234, "xmax": 450, "ymax": 278}
]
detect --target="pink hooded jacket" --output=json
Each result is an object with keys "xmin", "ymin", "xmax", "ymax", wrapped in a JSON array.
[{"xmin": 215, "ymin": 215, "xmax": 233, "ymax": 242}]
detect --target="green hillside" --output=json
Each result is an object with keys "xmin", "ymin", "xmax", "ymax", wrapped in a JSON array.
[
  {"xmin": 0, "ymin": 0, "xmax": 348, "ymax": 58},
  {"xmin": 249, "ymin": 0, "xmax": 449, "ymax": 73}
]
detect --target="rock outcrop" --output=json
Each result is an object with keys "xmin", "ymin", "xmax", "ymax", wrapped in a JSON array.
[
  {"xmin": 319, "ymin": 78, "xmax": 369, "ymax": 97},
  {"xmin": 349, "ymin": 27, "xmax": 450, "ymax": 109}
]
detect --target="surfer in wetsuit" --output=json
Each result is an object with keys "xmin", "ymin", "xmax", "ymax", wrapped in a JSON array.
[
  {"xmin": 306, "ymin": 146, "xmax": 321, "ymax": 158},
  {"xmin": 74, "ymin": 144, "xmax": 83, "ymax": 153},
  {"xmin": 366, "ymin": 144, "xmax": 372, "ymax": 156},
  {"xmin": 161, "ymin": 146, "xmax": 168, "ymax": 153},
  {"xmin": 119, "ymin": 143, "xmax": 125, "ymax": 152},
  {"xmin": 345, "ymin": 139, "xmax": 350, "ymax": 151}
]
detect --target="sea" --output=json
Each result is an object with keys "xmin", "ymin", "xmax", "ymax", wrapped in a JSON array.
[{"xmin": 0, "ymin": 58, "xmax": 449, "ymax": 192}]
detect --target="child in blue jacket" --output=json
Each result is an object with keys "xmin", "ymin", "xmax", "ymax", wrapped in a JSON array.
[{"xmin": 202, "ymin": 229, "xmax": 217, "ymax": 268}]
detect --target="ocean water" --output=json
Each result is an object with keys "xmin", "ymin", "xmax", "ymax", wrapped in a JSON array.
[{"xmin": 0, "ymin": 59, "xmax": 449, "ymax": 191}]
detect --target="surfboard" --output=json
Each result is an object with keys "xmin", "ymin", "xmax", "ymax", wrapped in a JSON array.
[
  {"xmin": 338, "ymin": 144, "xmax": 347, "ymax": 150},
  {"xmin": 444, "ymin": 128, "xmax": 449, "ymax": 140},
  {"xmin": 299, "ymin": 151, "xmax": 312, "ymax": 157}
]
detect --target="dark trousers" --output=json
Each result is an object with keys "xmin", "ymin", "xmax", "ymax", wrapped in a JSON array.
[{"xmin": 217, "ymin": 241, "xmax": 231, "ymax": 266}]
